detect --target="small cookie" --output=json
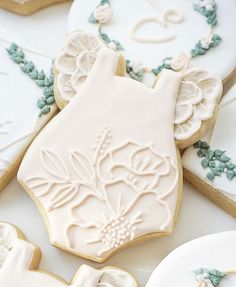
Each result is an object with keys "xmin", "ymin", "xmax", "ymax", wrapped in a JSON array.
[
  {"xmin": 0, "ymin": 0, "xmax": 70, "ymax": 16},
  {"xmin": 18, "ymin": 42, "xmax": 183, "ymax": 261},
  {"xmin": 0, "ymin": 222, "xmax": 138, "ymax": 287},
  {"xmin": 146, "ymin": 231, "xmax": 236, "ymax": 287},
  {"xmin": 54, "ymin": 30, "xmax": 223, "ymax": 149},
  {"xmin": 182, "ymin": 83, "xmax": 236, "ymax": 217},
  {"xmin": 0, "ymin": 25, "xmax": 57, "ymax": 192}
]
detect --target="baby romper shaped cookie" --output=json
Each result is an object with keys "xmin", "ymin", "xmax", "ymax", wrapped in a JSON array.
[
  {"xmin": 182, "ymin": 84, "xmax": 236, "ymax": 217},
  {"xmin": 0, "ymin": 222, "xmax": 138, "ymax": 287},
  {"xmin": 53, "ymin": 31, "xmax": 223, "ymax": 149},
  {"xmin": 146, "ymin": 231, "xmax": 236, "ymax": 287},
  {"xmin": 0, "ymin": 0, "xmax": 70, "ymax": 16},
  {"xmin": 18, "ymin": 42, "xmax": 183, "ymax": 262},
  {"xmin": 0, "ymin": 25, "xmax": 57, "ymax": 191}
]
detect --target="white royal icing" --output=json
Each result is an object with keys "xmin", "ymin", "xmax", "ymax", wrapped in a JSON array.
[
  {"xmin": 0, "ymin": 24, "xmax": 56, "ymax": 182},
  {"xmin": 54, "ymin": 31, "xmax": 222, "ymax": 142},
  {"xmin": 18, "ymin": 46, "xmax": 181, "ymax": 261},
  {"xmin": 0, "ymin": 222, "xmax": 137, "ymax": 287},
  {"xmin": 182, "ymin": 83, "xmax": 236, "ymax": 202},
  {"xmin": 146, "ymin": 231, "xmax": 236, "ymax": 287},
  {"xmin": 67, "ymin": 0, "xmax": 236, "ymax": 83}
]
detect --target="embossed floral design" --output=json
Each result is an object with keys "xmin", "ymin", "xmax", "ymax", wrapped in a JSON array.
[
  {"xmin": 26, "ymin": 127, "xmax": 178, "ymax": 257},
  {"xmin": 54, "ymin": 31, "xmax": 105, "ymax": 103},
  {"xmin": 174, "ymin": 69, "xmax": 222, "ymax": 142},
  {"xmin": 194, "ymin": 268, "xmax": 226, "ymax": 287}
]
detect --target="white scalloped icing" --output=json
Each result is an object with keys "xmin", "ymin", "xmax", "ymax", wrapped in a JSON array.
[
  {"xmin": 54, "ymin": 31, "xmax": 105, "ymax": 102},
  {"xmin": 174, "ymin": 69, "xmax": 222, "ymax": 141}
]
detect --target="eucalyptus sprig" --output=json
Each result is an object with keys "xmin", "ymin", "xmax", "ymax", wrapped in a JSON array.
[{"xmin": 7, "ymin": 43, "xmax": 55, "ymax": 117}]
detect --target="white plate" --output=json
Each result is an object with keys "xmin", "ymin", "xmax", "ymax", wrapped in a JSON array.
[{"xmin": 0, "ymin": 3, "xmax": 236, "ymax": 287}]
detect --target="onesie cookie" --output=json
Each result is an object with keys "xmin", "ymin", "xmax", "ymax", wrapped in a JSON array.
[
  {"xmin": 146, "ymin": 231, "xmax": 236, "ymax": 287},
  {"xmin": 0, "ymin": 0, "xmax": 70, "ymax": 16},
  {"xmin": 18, "ymin": 43, "xmax": 183, "ymax": 261},
  {"xmin": 54, "ymin": 30, "xmax": 223, "ymax": 149},
  {"xmin": 0, "ymin": 25, "xmax": 57, "ymax": 191},
  {"xmin": 0, "ymin": 222, "xmax": 138, "ymax": 287},
  {"xmin": 182, "ymin": 84, "xmax": 236, "ymax": 217}
]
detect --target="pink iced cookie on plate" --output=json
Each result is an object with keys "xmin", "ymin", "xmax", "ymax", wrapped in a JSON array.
[
  {"xmin": 146, "ymin": 231, "xmax": 236, "ymax": 287},
  {"xmin": 0, "ymin": 222, "xmax": 138, "ymax": 287}
]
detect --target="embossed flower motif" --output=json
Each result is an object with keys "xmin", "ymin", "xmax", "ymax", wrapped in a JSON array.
[
  {"xmin": 26, "ymin": 128, "xmax": 178, "ymax": 259},
  {"xmin": 174, "ymin": 69, "xmax": 222, "ymax": 141},
  {"xmin": 170, "ymin": 53, "xmax": 189, "ymax": 72},
  {"xmin": 54, "ymin": 32, "xmax": 104, "ymax": 102},
  {"xmin": 93, "ymin": 4, "xmax": 112, "ymax": 24},
  {"xmin": 66, "ymin": 138, "xmax": 178, "ymax": 257}
]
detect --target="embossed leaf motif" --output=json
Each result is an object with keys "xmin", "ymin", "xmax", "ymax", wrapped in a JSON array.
[
  {"xmin": 47, "ymin": 183, "xmax": 78, "ymax": 211},
  {"xmin": 69, "ymin": 150, "xmax": 94, "ymax": 184},
  {"xmin": 40, "ymin": 149, "xmax": 69, "ymax": 180}
]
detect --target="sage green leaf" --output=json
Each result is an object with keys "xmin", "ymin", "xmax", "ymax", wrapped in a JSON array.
[
  {"xmin": 201, "ymin": 158, "xmax": 209, "ymax": 169},
  {"xmin": 207, "ymin": 171, "xmax": 215, "ymax": 181},
  {"xmin": 220, "ymin": 154, "xmax": 230, "ymax": 162}
]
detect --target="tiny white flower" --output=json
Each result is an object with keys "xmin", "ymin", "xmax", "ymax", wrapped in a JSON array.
[
  {"xmin": 170, "ymin": 53, "xmax": 189, "ymax": 72},
  {"xmin": 93, "ymin": 4, "xmax": 112, "ymax": 24},
  {"xmin": 196, "ymin": 274, "xmax": 214, "ymax": 287},
  {"xmin": 205, "ymin": 4, "xmax": 214, "ymax": 11},
  {"xmin": 129, "ymin": 61, "xmax": 145, "ymax": 73},
  {"xmin": 107, "ymin": 41, "xmax": 117, "ymax": 51},
  {"xmin": 200, "ymin": 34, "xmax": 213, "ymax": 49},
  {"xmin": 164, "ymin": 59, "xmax": 171, "ymax": 65}
]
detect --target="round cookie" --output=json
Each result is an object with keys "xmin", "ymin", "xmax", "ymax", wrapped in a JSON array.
[
  {"xmin": 0, "ymin": 222, "xmax": 138, "ymax": 287},
  {"xmin": 53, "ymin": 30, "xmax": 223, "ymax": 149},
  {"xmin": 68, "ymin": 0, "xmax": 236, "ymax": 84},
  {"xmin": 182, "ymin": 83, "xmax": 236, "ymax": 217},
  {"xmin": 18, "ymin": 44, "xmax": 183, "ymax": 262},
  {"xmin": 0, "ymin": 0, "xmax": 71, "ymax": 16},
  {"xmin": 146, "ymin": 231, "xmax": 236, "ymax": 287},
  {"xmin": 0, "ymin": 24, "xmax": 57, "ymax": 192}
]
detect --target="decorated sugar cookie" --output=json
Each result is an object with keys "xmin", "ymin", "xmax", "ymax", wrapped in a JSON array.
[
  {"xmin": 53, "ymin": 30, "xmax": 222, "ymax": 148},
  {"xmin": 68, "ymin": 0, "xmax": 236, "ymax": 85},
  {"xmin": 146, "ymin": 231, "xmax": 236, "ymax": 287},
  {"xmin": 18, "ymin": 42, "xmax": 183, "ymax": 261},
  {"xmin": 0, "ymin": 222, "xmax": 137, "ymax": 287},
  {"xmin": 182, "ymin": 84, "xmax": 236, "ymax": 217},
  {"xmin": 0, "ymin": 0, "xmax": 70, "ymax": 16},
  {"xmin": 0, "ymin": 25, "xmax": 57, "ymax": 191}
]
